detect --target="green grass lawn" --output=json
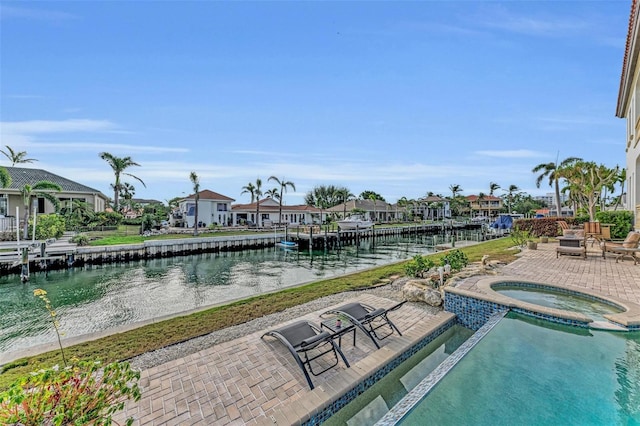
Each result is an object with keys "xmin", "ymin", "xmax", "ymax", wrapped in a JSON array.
[{"xmin": 0, "ymin": 238, "xmax": 518, "ymax": 389}]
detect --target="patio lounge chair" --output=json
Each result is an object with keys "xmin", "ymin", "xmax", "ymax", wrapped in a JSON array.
[
  {"xmin": 601, "ymin": 231, "xmax": 640, "ymax": 259},
  {"xmin": 323, "ymin": 301, "xmax": 406, "ymax": 349},
  {"xmin": 261, "ymin": 320, "xmax": 350, "ymax": 390},
  {"xmin": 557, "ymin": 220, "xmax": 584, "ymax": 238}
]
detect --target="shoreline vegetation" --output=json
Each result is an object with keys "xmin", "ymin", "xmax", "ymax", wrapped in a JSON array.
[{"xmin": 0, "ymin": 237, "xmax": 518, "ymax": 390}]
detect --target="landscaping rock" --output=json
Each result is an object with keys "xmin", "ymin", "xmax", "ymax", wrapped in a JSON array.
[{"xmin": 402, "ymin": 279, "xmax": 443, "ymax": 306}]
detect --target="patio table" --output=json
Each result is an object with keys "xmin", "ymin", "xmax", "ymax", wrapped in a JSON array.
[{"xmin": 320, "ymin": 317, "xmax": 356, "ymax": 347}]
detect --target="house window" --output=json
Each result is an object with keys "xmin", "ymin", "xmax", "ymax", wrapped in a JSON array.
[
  {"xmin": 0, "ymin": 195, "xmax": 7, "ymax": 216},
  {"xmin": 38, "ymin": 198, "xmax": 46, "ymax": 214}
]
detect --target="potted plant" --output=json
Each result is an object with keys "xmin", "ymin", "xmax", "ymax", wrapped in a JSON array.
[{"xmin": 540, "ymin": 235, "xmax": 549, "ymax": 243}]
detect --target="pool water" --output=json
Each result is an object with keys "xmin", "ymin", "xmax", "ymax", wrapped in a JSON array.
[
  {"xmin": 397, "ymin": 312, "xmax": 640, "ymax": 425},
  {"xmin": 324, "ymin": 325, "xmax": 473, "ymax": 426},
  {"xmin": 496, "ymin": 286, "xmax": 623, "ymax": 322}
]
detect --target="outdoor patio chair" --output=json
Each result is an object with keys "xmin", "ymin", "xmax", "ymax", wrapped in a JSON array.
[
  {"xmin": 261, "ymin": 320, "xmax": 350, "ymax": 390},
  {"xmin": 584, "ymin": 222, "xmax": 610, "ymax": 246},
  {"xmin": 601, "ymin": 231, "xmax": 640, "ymax": 259},
  {"xmin": 557, "ymin": 220, "xmax": 584, "ymax": 238},
  {"xmin": 323, "ymin": 301, "xmax": 406, "ymax": 349}
]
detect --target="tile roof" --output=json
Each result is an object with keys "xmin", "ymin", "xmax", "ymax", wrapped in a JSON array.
[
  {"xmin": 183, "ymin": 189, "xmax": 235, "ymax": 201},
  {"xmin": 3, "ymin": 166, "xmax": 105, "ymax": 195},
  {"xmin": 232, "ymin": 198, "xmax": 320, "ymax": 212},
  {"xmin": 617, "ymin": 0, "xmax": 638, "ymax": 117},
  {"xmin": 466, "ymin": 194, "xmax": 501, "ymax": 201}
]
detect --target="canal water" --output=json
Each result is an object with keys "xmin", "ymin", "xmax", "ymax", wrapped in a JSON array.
[{"xmin": 0, "ymin": 234, "xmax": 446, "ymax": 357}]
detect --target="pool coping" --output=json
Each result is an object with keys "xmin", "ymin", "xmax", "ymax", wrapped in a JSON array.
[{"xmin": 452, "ymin": 276, "xmax": 640, "ymax": 329}]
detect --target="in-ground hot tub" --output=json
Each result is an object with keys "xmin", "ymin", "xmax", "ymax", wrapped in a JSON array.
[
  {"xmin": 469, "ymin": 277, "xmax": 638, "ymax": 331},
  {"xmin": 492, "ymin": 281, "xmax": 624, "ymax": 322}
]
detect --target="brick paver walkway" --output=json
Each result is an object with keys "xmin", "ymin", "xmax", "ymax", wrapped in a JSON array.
[
  {"xmin": 114, "ymin": 240, "xmax": 640, "ymax": 425},
  {"xmin": 457, "ymin": 240, "xmax": 640, "ymax": 304},
  {"xmin": 113, "ymin": 294, "xmax": 451, "ymax": 425}
]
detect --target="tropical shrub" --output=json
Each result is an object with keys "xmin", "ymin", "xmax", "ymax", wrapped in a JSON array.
[
  {"xmin": 0, "ymin": 289, "xmax": 142, "ymax": 425},
  {"xmin": 404, "ymin": 254, "xmax": 435, "ymax": 278},
  {"xmin": 93, "ymin": 211, "xmax": 124, "ymax": 227},
  {"xmin": 510, "ymin": 225, "xmax": 531, "ymax": 248},
  {"xmin": 441, "ymin": 249, "xmax": 468, "ymax": 271},
  {"xmin": 70, "ymin": 234, "xmax": 90, "ymax": 246},
  {"xmin": 595, "ymin": 210, "xmax": 634, "ymax": 239},
  {"xmin": 0, "ymin": 360, "xmax": 141, "ymax": 425},
  {"xmin": 141, "ymin": 214, "xmax": 155, "ymax": 232},
  {"xmin": 28, "ymin": 214, "xmax": 66, "ymax": 240}
]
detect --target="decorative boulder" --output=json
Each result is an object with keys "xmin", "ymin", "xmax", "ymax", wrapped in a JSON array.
[{"xmin": 402, "ymin": 279, "xmax": 443, "ymax": 306}]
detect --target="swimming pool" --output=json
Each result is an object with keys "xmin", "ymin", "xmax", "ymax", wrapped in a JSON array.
[
  {"xmin": 323, "ymin": 324, "xmax": 473, "ymax": 426},
  {"xmin": 380, "ymin": 312, "xmax": 640, "ymax": 425},
  {"xmin": 495, "ymin": 285, "xmax": 624, "ymax": 322}
]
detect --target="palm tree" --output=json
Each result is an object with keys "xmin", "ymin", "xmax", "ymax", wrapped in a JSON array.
[
  {"xmin": 505, "ymin": 184, "xmax": 519, "ymax": 214},
  {"xmin": 21, "ymin": 181, "xmax": 62, "ymax": 239},
  {"xmin": 449, "ymin": 184, "xmax": 463, "ymax": 199},
  {"xmin": 253, "ymin": 178, "xmax": 263, "ymax": 227},
  {"xmin": 0, "ymin": 167, "xmax": 11, "ymax": 188},
  {"xmin": 487, "ymin": 182, "xmax": 500, "ymax": 219},
  {"xmin": 476, "ymin": 192, "xmax": 486, "ymax": 218},
  {"xmin": 396, "ymin": 196, "xmax": 409, "ymax": 221},
  {"xmin": 61, "ymin": 199, "xmax": 95, "ymax": 228},
  {"xmin": 241, "ymin": 182, "xmax": 257, "ymax": 203},
  {"xmin": 335, "ymin": 187, "xmax": 355, "ymax": 219},
  {"xmin": 265, "ymin": 188, "xmax": 279, "ymax": 199},
  {"xmin": 268, "ymin": 176, "xmax": 296, "ymax": 225},
  {"xmin": 190, "ymin": 172, "xmax": 200, "ymax": 236},
  {"xmin": 532, "ymin": 156, "xmax": 581, "ymax": 217},
  {"xmin": 99, "ymin": 152, "xmax": 146, "ymax": 212},
  {"xmin": 1, "ymin": 146, "xmax": 37, "ymax": 166},
  {"xmin": 613, "ymin": 168, "xmax": 627, "ymax": 211},
  {"xmin": 115, "ymin": 182, "xmax": 136, "ymax": 211},
  {"xmin": 368, "ymin": 193, "xmax": 377, "ymax": 222}
]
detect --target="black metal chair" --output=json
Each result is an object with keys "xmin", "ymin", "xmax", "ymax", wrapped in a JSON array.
[
  {"xmin": 324, "ymin": 301, "xmax": 406, "ymax": 349},
  {"xmin": 261, "ymin": 320, "xmax": 350, "ymax": 390}
]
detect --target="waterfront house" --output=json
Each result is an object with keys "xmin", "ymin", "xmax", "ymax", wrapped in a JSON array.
[
  {"xmin": 616, "ymin": 0, "xmax": 640, "ymax": 228},
  {"xmin": 0, "ymin": 167, "xmax": 109, "ymax": 231},
  {"xmin": 417, "ymin": 195, "xmax": 451, "ymax": 220},
  {"xmin": 175, "ymin": 190, "xmax": 234, "ymax": 228},
  {"xmin": 327, "ymin": 199, "xmax": 396, "ymax": 223},
  {"xmin": 466, "ymin": 194, "xmax": 503, "ymax": 219},
  {"xmin": 231, "ymin": 198, "xmax": 323, "ymax": 227}
]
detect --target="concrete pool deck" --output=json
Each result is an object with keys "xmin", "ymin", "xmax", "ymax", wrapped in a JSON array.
[{"xmin": 113, "ymin": 239, "xmax": 640, "ymax": 425}]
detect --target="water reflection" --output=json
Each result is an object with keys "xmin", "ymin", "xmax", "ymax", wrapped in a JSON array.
[{"xmin": 0, "ymin": 235, "xmax": 436, "ymax": 355}]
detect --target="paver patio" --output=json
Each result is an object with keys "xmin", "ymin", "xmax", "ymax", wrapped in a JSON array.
[{"xmin": 113, "ymin": 239, "xmax": 640, "ymax": 425}]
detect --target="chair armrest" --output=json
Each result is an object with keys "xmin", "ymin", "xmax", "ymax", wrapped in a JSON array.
[{"xmin": 299, "ymin": 331, "xmax": 331, "ymax": 348}]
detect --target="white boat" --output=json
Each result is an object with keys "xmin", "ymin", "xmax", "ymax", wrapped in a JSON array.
[
  {"xmin": 337, "ymin": 214, "xmax": 374, "ymax": 230},
  {"xmin": 277, "ymin": 240, "xmax": 298, "ymax": 249}
]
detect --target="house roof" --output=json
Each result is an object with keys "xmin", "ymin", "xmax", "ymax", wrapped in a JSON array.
[
  {"xmin": 183, "ymin": 189, "xmax": 235, "ymax": 202},
  {"xmin": 617, "ymin": 0, "xmax": 638, "ymax": 117},
  {"xmin": 326, "ymin": 199, "xmax": 393, "ymax": 212},
  {"xmin": 4, "ymin": 166, "xmax": 106, "ymax": 196},
  {"xmin": 466, "ymin": 194, "xmax": 501, "ymax": 201},
  {"xmin": 232, "ymin": 198, "xmax": 320, "ymax": 212},
  {"xmin": 132, "ymin": 198, "xmax": 164, "ymax": 205},
  {"xmin": 419, "ymin": 195, "xmax": 448, "ymax": 203}
]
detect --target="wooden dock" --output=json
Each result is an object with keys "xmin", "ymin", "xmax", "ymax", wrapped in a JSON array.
[{"xmin": 0, "ymin": 222, "xmax": 484, "ymax": 276}]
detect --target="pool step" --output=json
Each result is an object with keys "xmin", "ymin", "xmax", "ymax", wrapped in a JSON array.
[{"xmin": 589, "ymin": 321, "xmax": 628, "ymax": 332}]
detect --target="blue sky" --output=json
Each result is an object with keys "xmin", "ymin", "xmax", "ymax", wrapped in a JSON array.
[{"xmin": 0, "ymin": 1, "xmax": 630, "ymax": 206}]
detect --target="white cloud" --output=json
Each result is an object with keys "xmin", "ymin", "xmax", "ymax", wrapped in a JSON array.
[
  {"xmin": 1, "ymin": 119, "xmax": 116, "ymax": 134},
  {"xmin": 0, "ymin": 5, "xmax": 78, "ymax": 21},
  {"xmin": 476, "ymin": 7, "xmax": 588, "ymax": 37},
  {"xmin": 475, "ymin": 150, "xmax": 545, "ymax": 158},
  {"xmin": 0, "ymin": 119, "xmax": 189, "ymax": 154},
  {"xmin": 28, "ymin": 142, "xmax": 188, "ymax": 154}
]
